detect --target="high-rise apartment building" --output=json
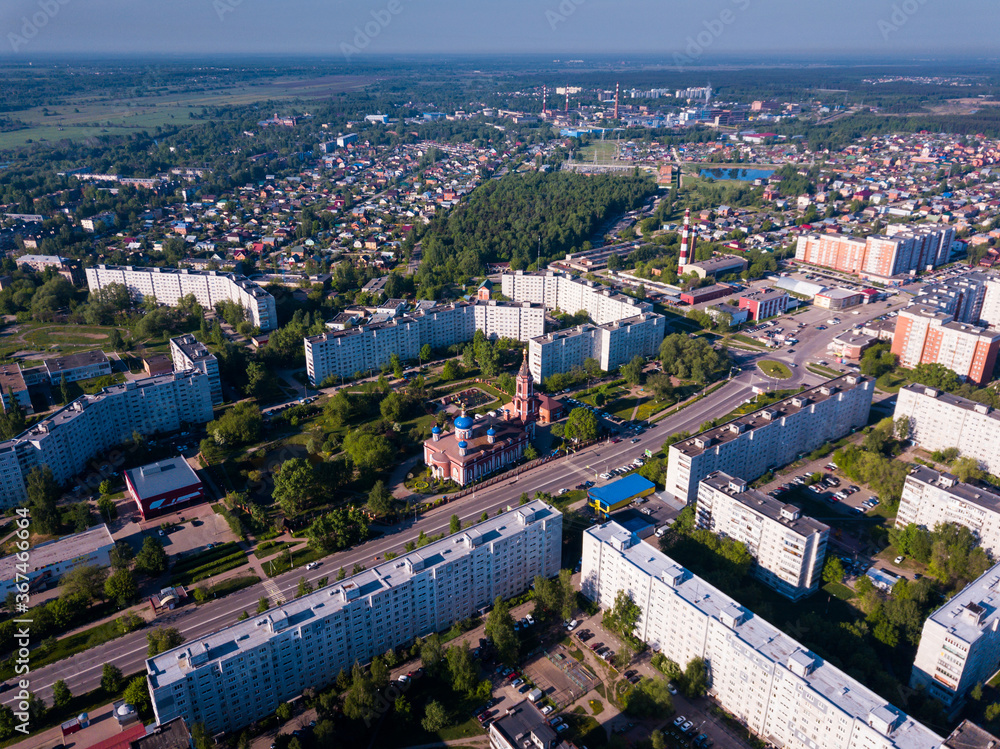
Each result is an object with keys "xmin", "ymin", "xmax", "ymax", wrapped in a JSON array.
[
  {"xmin": 0, "ymin": 370, "xmax": 213, "ymax": 506},
  {"xmin": 696, "ymin": 472, "xmax": 829, "ymax": 600},
  {"xmin": 86, "ymin": 265, "xmax": 277, "ymax": 331},
  {"xmin": 170, "ymin": 335, "xmax": 222, "ymax": 406},
  {"xmin": 980, "ymin": 276, "xmax": 1000, "ymax": 329},
  {"xmin": 666, "ymin": 376, "xmax": 874, "ymax": 504},
  {"xmin": 147, "ymin": 501, "xmax": 562, "ymax": 734},
  {"xmin": 891, "ymin": 307, "xmax": 1000, "ymax": 386},
  {"xmin": 897, "ymin": 466, "xmax": 1000, "ymax": 557},
  {"xmin": 795, "ymin": 226, "xmax": 955, "ymax": 280},
  {"xmin": 581, "ymin": 521, "xmax": 943, "ymax": 749},
  {"xmin": 501, "ymin": 270, "xmax": 654, "ymax": 325},
  {"xmin": 910, "ymin": 272, "xmax": 991, "ymax": 326},
  {"xmin": 303, "ymin": 300, "xmax": 544, "ymax": 385},
  {"xmin": 894, "ymin": 385, "xmax": 1000, "ymax": 477},
  {"xmin": 527, "ymin": 314, "xmax": 665, "ymax": 385},
  {"xmin": 911, "ymin": 561, "xmax": 1000, "ymax": 713}
]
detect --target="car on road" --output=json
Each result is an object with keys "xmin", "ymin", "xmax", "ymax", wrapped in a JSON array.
[
  {"xmin": 628, "ymin": 674, "xmax": 641, "ymax": 684},
  {"xmin": 305, "ymin": 562, "xmax": 320, "ymax": 570},
  {"xmin": 518, "ymin": 683, "xmax": 532, "ymax": 693},
  {"xmin": 590, "ymin": 641, "xmax": 603, "ymax": 650},
  {"xmin": 631, "ymin": 437, "xmax": 640, "ymax": 443},
  {"xmin": 667, "ymin": 683, "xmax": 678, "ymax": 695}
]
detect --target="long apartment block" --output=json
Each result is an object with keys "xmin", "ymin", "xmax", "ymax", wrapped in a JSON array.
[
  {"xmin": 894, "ymin": 385, "xmax": 1000, "ymax": 477},
  {"xmin": 170, "ymin": 335, "xmax": 222, "ymax": 405},
  {"xmin": 666, "ymin": 375, "xmax": 874, "ymax": 505},
  {"xmin": 86, "ymin": 265, "xmax": 277, "ymax": 331},
  {"xmin": 891, "ymin": 306, "xmax": 1000, "ymax": 386},
  {"xmin": 911, "ymin": 560, "xmax": 1000, "ymax": 713},
  {"xmin": 696, "ymin": 472, "xmax": 829, "ymax": 600},
  {"xmin": 527, "ymin": 313, "xmax": 665, "ymax": 385},
  {"xmin": 0, "ymin": 370, "xmax": 213, "ymax": 507},
  {"xmin": 795, "ymin": 226, "xmax": 955, "ymax": 280},
  {"xmin": 897, "ymin": 465, "xmax": 1000, "ymax": 557},
  {"xmin": 304, "ymin": 299, "xmax": 544, "ymax": 385},
  {"xmin": 581, "ymin": 522, "xmax": 943, "ymax": 749},
  {"xmin": 501, "ymin": 269, "xmax": 654, "ymax": 325},
  {"xmin": 147, "ymin": 501, "xmax": 562, "ymax": 734}
]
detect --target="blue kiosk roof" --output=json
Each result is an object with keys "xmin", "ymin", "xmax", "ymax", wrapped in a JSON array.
[{"xmin": 588, "ymin": 474, "xmax": 655, "ymax": 505}]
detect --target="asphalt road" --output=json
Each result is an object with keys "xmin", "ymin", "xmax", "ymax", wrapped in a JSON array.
[{"xmin": 3, "ymin": 296, "xmax": 908, "ymax": 706}]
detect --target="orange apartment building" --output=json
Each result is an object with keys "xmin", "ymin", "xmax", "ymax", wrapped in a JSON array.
[
  {"xmin": 795, "ymin": 225, "xmax": 955, "ymax": 280},
  {"xmin": 891, "ymin": 306, "xmax": 1000, "ymax": 386}
]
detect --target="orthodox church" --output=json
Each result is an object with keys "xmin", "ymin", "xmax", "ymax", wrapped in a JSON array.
[{"xmin": 423, "ymin": 352, "xmax": 539, "ymax": 487}]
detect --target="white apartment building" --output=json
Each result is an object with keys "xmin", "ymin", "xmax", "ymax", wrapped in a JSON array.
[
  {"xmin": 910, "ymin": 271, "xmax": 991, "ymax": 326},
  {"xmin": 696, "ymin": 472, "xmax": 829, "ymax": 600},
  {"xmin": 304, "ymin": 300, "xmax": 544, "ymax": 385},
  {"xmin": 894, "ymin": 385, "xmax": 1000, "ymax": 477},
  {"xmin": 86, "ymin": 265, "xmax": 277, "ymax": 331},
  {"xmin": 528, "ymin": 314, "xmax": 665, "ymax": 385},
  {"xmin": 897, "ymin": 466, "xmax": 1000, "ymax": 557},
  {"xmin": 501, "ymin": 270, "xmax": 654, "ymax": 325},
  {"xmin": 911, "ymin": 560, "xmax": 1000, "ymax": 714},
  {"xmin": 666, "ymin": 376, "xmax": 874, "ymax": 505},
  {"xmin": 0, "ymin": 370, "xmax": 213, "ymax": 507},
  {"xmin": 170, "ymin": 335, "xmax": 222, "ymax": 405},
  {"xmin": 980, "ymin": 276, "xmax": 1000, "ymax": 329},
  {"xmin": 147, "ymin": 501, "xmax": 562, "ymax": 734},
  {"xmin": 581, "ymin": 522, "xmax": 943, "ymax": 749}
]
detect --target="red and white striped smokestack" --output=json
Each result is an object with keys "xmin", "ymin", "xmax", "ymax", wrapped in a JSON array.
[
  {"xmin": 542, "ymin": 86, "xmax": 547, "ymax": 117},
  {"xmin": 565, "ymin": 87, "xmax": 569, "ymax": 112},
  {"xmin": 679, "ymin": 208, "xmax": 691, "ymax": 267},
  {"xmin": 614, "ymin": 82, "xmax": 620, "ymax": 120}
]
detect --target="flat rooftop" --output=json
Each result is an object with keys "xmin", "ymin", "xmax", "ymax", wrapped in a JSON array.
[
  {"xmin": 922, "ymin": 558, "xmax": 1000, "ymax": 645},
  {"xmin": 588, "ymin": 521, "xmax": 942, "ymax": 749},
  {"xmin": 147, "ymin": 500, "xmax": 560, "ymax": 690},
  {"xmin": 901, "ymin": 384, "xmax": 1000, "ymax": 425},
  {"xmin": 686, "ymin": 255, "xmax": 748, "ymax": 272},
  {"xmin": 819, "ymin": 287, "xmax": 862, "ymax": 300},
  {"xmin": 0, "ymin": 364, "xmax": 26, "ymax": 392},
  {"xmin": 126, "ymin": 457, "xmax": 202, "ymax": 500},
  {"xmin": 671, "ymin": 374, "xmax": 869, "ymax": 459},
  {"xmin": 943, "ymin": 720, "xmax": 1000, "ymax": 749},
  {"xmin": 171, "ymin": 335, "xmax": 215, "ymax": 362},
  {"xmin": 0, "ymin": 524, "xmax": 113, "ymax": 580},
  {"xmin": 907, "ymin": 463, "xmax": 1000, "ymax": 518},
  {"xmin": 45, "ymin": 349, "xmax": 109, "ymax": 374},
  {"xmin": 701, "ymin": 471, "xmax": 829, "ymax": 536}
]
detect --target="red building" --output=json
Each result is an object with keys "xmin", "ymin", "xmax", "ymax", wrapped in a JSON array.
[
  {"xmin": 738, "ymin": 288, "xmax": 790, "ymax": 321},
  {"xmin": 126, "ymin": 457, "xmax": 205, "ymax": 520}
]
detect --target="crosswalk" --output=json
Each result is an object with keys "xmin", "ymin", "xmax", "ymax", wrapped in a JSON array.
[{"xmin": 262, "ymin": 577, "xmax": 285, "ymax": 605}]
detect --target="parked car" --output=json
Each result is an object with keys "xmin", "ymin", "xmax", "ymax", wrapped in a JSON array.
[
  {"xmin": 894, "ymin": 555, "xmax": 905, "ymax": 565},
  {"xmin": 674, "ymin": 716, "xmax": 687, "ymax": 727}
]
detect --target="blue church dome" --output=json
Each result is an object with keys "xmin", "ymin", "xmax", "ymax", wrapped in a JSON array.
[
  {"xmin": 454, "ymin": 415, "xmax": 473, "ymax": 431},
  {"xmin": 486, "ymin": 427, "xmax": 497, "ymax": 436},
  {"xmin": 431, "ymin": 425, "xmax": 441, "ymax": 434},
  {"xmin": 458, "ymin": 441, "xmax": 468, "ymax": 449}
]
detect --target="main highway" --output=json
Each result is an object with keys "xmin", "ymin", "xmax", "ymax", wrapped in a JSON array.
[{"xmin": 2, "ymin": 291, "xmax": 909, "ymax": 707}]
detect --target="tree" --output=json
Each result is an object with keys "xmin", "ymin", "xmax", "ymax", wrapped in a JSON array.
[
  {"xmin": 105, "ymin": 568, "xmax": 138, "ymax": 607},
  {"xmin": 98, "ymin": 496, "xmax": 118, "ymax": 523},
  {"xmin": 102, "ymin": 663, "xmax": 125, "ymax": 694},
  {"xmin": 147, "ymin": 627, "xmax": 185, "ymax": 656},
  {"xmin": 297, "ymin": 576, "xmax": 313, "ymax": 598},
  {"xmin": 208, "ymin": 401, "xmax": 262, "ymax": 447},
  {"xmin": 342, "ymin": 662, "xmax": 377, "ymax": 722},
  {"xmin": 0, "ymin": 706, "xmax": 14, "ymax": 741},
  {"xmin": 420, "ymin": 343, "xmax": 433, "ymax": 364},
  {"xmin": 524, "ymin": 444, "xmax": 539, "ymax": 460},
  {"xmin": 421, "ymin": 700, "xmax": 449, "ymax": 732},
  {"xmin": 134, "ymin": 536, "xmax": 168, "ymax": 577},
  {"xmin": 273, "ymin": 458, "xmax": 319, "ymax": 517},
  {"xmin": 257, "ymin": 596, "xmax": 270, "ymax": 614},
  {"xmin": 622, "ymin": 677, "xmax": 675, "ymax": 718},
  {"xmin": 823, "ymin": 557, "xmax": 845, "ymax": 585},
  {"xmin": 951, "ymin": 456, "xmax": 986, "ymax": 483},
  {"xmin": 446, "ymin": 642, "xmax": 479, "ymax": 696},
  {"xmin": 395, "ymin": 695, "xmax": 413, "ymax": 722},
  {"xmin": 0, "ymin": 390, "xmax": 26, "ymax": 439},
  {"xmin": 559, "ymin": 568, "xmax": 575, "ymax": 621},
  {"xmin": 441, "ymin": 359, "xmax": 463, "ymax": 381},
  {"xmin": 621, "ymin": 355, "xmax": 645, "ymax": 385},
  {"xmin": 192, "ymin": 723, "xmax": 213, "ymax": 749},
  {"xmin": 61, "ymin": 564, "xmax": 107, "ymax": 605},
  {"xmin": 108, "ymin": 328, "xmax": 126, "ymax": 351},
  {"xmin": 420, "ymin": 633, "xmax": 444, "ymax": 673},
  {"xmin": 25, "ymin": 466, "xmax": 61, "ymax": 535},
  {"xmin": 683, "ymin": 657, "xmax": 708, "ymax": 698},
  {"xmin": 564, "ymin": 407, "xmax": 599, "ymax": 443},
  {"xmin": 123, "ymin": 676, "xmax": 151, "ymax": 714},
  {"xmin": 275, "ymin": 702, "xmax": 293, "ymax": 722},
  {"xmin": 450, "ymin": 514, "xmax": 462, "ymax": 534},
  {"xmin": 380, "ymin": 391, "xmax": 405, "ymax": 422},
  {"xmin": 533, "ymin": 575, "xmax": 561, "ymax": 619},
  {"xmin": 367, "ymin": 480, "xmax": 394, "ymax": 517},
  {"xmin": 52, "ymin": 679, "xmax": 72, "ymax": 709},
  {"xmin": 343, "ymin": 431, "xmax": 395, "ymax": 473},
  {"xmin": 370, "ymin": 654, "xmax": 390, "ymax": 689},
  {"xmin": 604, "ymin": 590, "xmax": 641, "ymax": 640},
  {"xmin": 485, "ymin": 596, "xmax": 519, "ymax": 665}
]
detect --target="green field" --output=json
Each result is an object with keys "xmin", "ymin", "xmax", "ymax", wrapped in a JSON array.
[{"xmin": 758, "ymin": 360, "xmax": 792, "ymax": 379}]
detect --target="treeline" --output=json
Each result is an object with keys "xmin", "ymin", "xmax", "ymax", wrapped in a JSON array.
[{"xmin": 415, "ymin": 172, "xmax": 656, "ymax": 294}]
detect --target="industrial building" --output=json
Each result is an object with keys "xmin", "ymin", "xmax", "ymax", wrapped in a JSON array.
[
  {"xmin": 126, "ymin": 457, "xmax": 206, "ymax": 520},
  {"xmin": 696, "ymin": 472, "xmax": 829, "ymax": 600},
  {"xmin": 86, "ymin": 265, "xmax": 277, "ymax": 332},
  {"xmin": 666, "ymin": 375, "xmax": 874, "ymax": 504},
  {"xmin": 581, "ymin": 521, "xmax": 943, "ymax": 749},
  {"xmin": 147, "ymin": 500, "xmax": 562, "ymax": 734}
]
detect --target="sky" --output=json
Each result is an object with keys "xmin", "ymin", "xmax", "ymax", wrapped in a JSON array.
[{"xmin": 1, "ymin": 0, "xmax": 997, "ymax": 60}]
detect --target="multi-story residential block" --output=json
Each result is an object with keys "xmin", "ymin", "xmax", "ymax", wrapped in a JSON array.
[
  {"xmin": 0, "ymin": 370, "xmax": 213, "ymax": 507},
  {"xmin": 147, "ymin": 500, "xmax": 562, "ymax": 734},
  {"xmin": 738, "ymin": 288, "xmax": 790, "ymax": 321},
  {"xmin": 0, "ymin": 524, "xmax": 114, "ymax": 597},
  {"xmin": 304, "ymin": 300, "xmax": 544, "ymax": 385},
  {"xmin": 501, "ymin": 270, "xmax": 654, "ymax": 325},
  {"xmin": 910, "ymin": 271, "xmax": 991, "ymax": 325},
  {"xmin": 44, "ymin": 350, "xmax": 112, "ymax": 384},
  {"xmin": 911, "ymin": 560, "xmax": 1000, "ymax": 714},
  {"xmin": 980, "ymin": 276, "xmax": 1000, "ymax": 329},
  {"xmin": 897, "ymin": 465, "xmax": 1000, "ymax": 557},
  {"xmin": 696, "ymin": 472, "xmax": 829, "ymax": 599},
  {"xmin": 666, "ymin": 375, "xmax": 873, "ymax": 504},
  {"xmin": 86, "ymin": 265, "xmax": 277, "ymax": 331},
  {"xmin": 894, "ymin": 385, "xmax": 1000, "ymax": 476},
  {"xmin": 527, "ymin": 314, "xmax": 665, "ymax": 385},
  {"xmin": 15, "ymin": 254, "xmax": 84, "ymax": 285},
  {"xmin": 891, "ymin": 306, "xmax": 1000, "ymax": 386},
  {"xmin": 581, "ymin": 521, "xmax": 943, "ymax": 749},
  {"xmin": 170, "ymin": 335, "xmax": 222, "ymax": 405},
  {"xmin": 0, "ymin": 364, "xmax": 32, "ymax": 415},
  {"xmin": 795, "ymin": 226, "xmax": 955, "ymax": 280}
]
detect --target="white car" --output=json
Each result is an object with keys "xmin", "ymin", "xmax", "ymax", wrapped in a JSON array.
[
  {"xmin": 599, "ymin": 472, "xmax": 611, "ymax": 480},
  {"xmin": 565, "ymin": 619, "xmax": 579, "ymax": 631},
  {"xmin": 894, "ymin": 555, "xmax": 905, "ymax": 565},
  {"xmin": 305, "ymin": 562, "xmax": 320, "ymax": 570},
  {"xmin": 541, "ymin": 705, "xmax": 554, "ymax": 715}
]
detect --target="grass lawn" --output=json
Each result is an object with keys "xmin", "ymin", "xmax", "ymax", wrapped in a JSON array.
[
  {"xmin": 823, "ymin": 582, "xmax": 856, "ymax": 601},
  {"xmin": 200, "ymin": 575, "xmax": 260, "ymax": 601},
  {"xmin": 0, "ymin": 617, "xmax": 128, "ymax": 680},
  {"xmin": 876, "ymin": 371, "xmax": 908, "ymax": 392},
  {"xmin": 758, "ymin": 360, "xmax": 792, "ymax": 379},
  {"xmin": 611, "ymin": 397, "xmax": 639, "ymax": 420},
  {"xmin": 263, "ymin": 545, "xmax": 326, "ymax": 577},
  {"xmin": 731, "ymin": 334, "xmax": 766, "ymax": 348},
  {"xmin": 589, "ymin": 699, "xmax": 604, "ymax": 715},
  {"xmin": 255, "ymin": 541, "xmax": 296, "ymax": 559}
]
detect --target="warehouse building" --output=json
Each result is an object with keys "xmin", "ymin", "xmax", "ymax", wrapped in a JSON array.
[
  {"xmin": 588, "ymin": 474, "xmax": 656, "ymax": 517},
  {"xmin": 126, "ymin": 457, "xmax": 205, "ymax": 520}
]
